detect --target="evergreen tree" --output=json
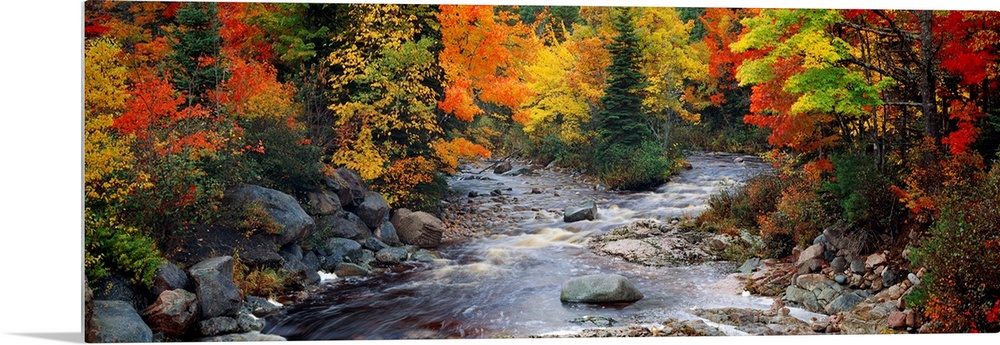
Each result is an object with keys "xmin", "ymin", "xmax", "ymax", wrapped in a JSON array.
[
  {"xmin": 599, "ymin": 8, "xmax": 651, "ymax": 147},
  {"xmin": 169, "ymin": 2, "xmax": 222, "ymax": 107},
  {"xmin": 592, "ymin": 8, "xmax": 672, "ymax": 191}
]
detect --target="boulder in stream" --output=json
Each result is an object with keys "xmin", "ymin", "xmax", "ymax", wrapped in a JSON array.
[
  {"xmin": 394, "ymin": 211, "xmax": 445, "ymax": 248},
  {"xmin": 560, "ymin": 274, "xmax": 644, "ymax": 303},
  {"xmin": 563, "ymin": 200, "xmax": 598, "ymax": 223},
  {"xmin": 90, "ymin": 300, "xmax": 154, "ymax": 343}
]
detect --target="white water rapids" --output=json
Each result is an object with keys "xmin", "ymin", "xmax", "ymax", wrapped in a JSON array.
[{"xmin": 263, "ymin": 152, "xmax": 826, "ymax": 340}]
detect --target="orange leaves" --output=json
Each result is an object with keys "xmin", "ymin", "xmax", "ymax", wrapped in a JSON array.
[
  {"xmin": 432, "ymin": 137, "xmax": 492, "ymax": 173},
  {"xmin": 437, "ymin": 5, "xmax": 539, "ymax": 122},
  {"xmin": 211, "ymin": 58, "xmax": 296, "ymax": 120},
  {"xmin": 942, "ymin": 100, "xmax": 986, "ymax": 155},
  {"xmin": 218, "ymin": 2, "xmax": 277, "ymax": 62},
  {"xmin": 115, "ymin": 70, "xmax": 186, "ymax": 138},
  {"xmin": 440, "ymin": 78, "xmax": 482, "ymax": 121}
]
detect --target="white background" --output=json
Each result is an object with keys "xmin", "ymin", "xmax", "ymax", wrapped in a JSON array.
[{"xmin": 1, "ymin": 0, "xmax": 997, "ymax": 344}]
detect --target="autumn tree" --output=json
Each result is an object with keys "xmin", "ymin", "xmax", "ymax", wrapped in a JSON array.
[
  {"xmin": 635, "ymin": 7, "xmax": 709, "ymax": 147},
  {"xmin": 437, "ymin": 5, "xmax": 539, "ymax": 135}
]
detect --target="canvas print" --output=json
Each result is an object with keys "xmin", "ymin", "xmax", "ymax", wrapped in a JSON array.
[{"xmin": 83, "ymin": 0, "xmax": 1000, "ymax": 342}]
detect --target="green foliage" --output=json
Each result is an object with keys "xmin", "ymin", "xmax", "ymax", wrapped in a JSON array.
[
  {"xmin": 599, "ymin": 8, "xmax": 652, "ymax": 147},
  {"xmin": 84, "ymin": 212, "xmax": 164, "ymax": 287},
  {"xmin": 908, "ymin": 162, "xmax": 1000, "ymax": 333},
  {"xmin": 237, "ymin": 116, "xmax": 323, "ymax": 194},
  {"xmin": 822, "ymin": 153, "xmax": 903, "ymax": 254},
  {"xmin": 169, "ymin": 2, "xmax": 223, "ymax": 103},
  {"xmin": 593, "ymin": 141, "xmax": 674, "ymax": 190}
]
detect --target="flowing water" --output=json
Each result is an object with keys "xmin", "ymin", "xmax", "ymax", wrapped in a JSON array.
[{"xmin": 263, "ymin": 152, "xmax": 820, "ymax": 340}]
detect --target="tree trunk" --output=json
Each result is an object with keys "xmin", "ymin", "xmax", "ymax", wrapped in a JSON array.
[{"xmin": 917, "ymin": 10, "xmax": 939, "ymax": 141}]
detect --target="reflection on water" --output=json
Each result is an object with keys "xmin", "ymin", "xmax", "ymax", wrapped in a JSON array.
[{"xmin": 263, "ymin": 153, "xmax": 802, "ymax": 340}]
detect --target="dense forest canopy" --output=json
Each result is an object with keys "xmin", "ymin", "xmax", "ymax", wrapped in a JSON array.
[{"xmin": 84, "ymin": 1, "xmax": 999, "ymax": 333}]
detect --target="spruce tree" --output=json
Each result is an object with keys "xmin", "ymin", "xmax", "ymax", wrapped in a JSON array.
[{"xmin": 599, "ymin": 8, "xmax": 651, "ymax": 147}]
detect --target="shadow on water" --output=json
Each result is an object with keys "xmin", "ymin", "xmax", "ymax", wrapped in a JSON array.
[{"xmin": 263, "ymin": 152, "xmax": 780, "ymax": 340}]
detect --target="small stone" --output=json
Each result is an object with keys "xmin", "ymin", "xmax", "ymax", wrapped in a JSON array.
[
  {"xmin": 905, "ymin": 309, "xmax": 916, "ymax": 328},
  {"xmin": 865, "ymin": 253, "xmax": 886, "ymax": 268},
  {"xmin": 835, "ymin": 274, "xmax": 848, "ymax": 285},
  {"xmin": 811, "ymin": 321, "xmax": 829, "ymax": 332},
  {"xmin": 531, "ymin": 188, "xmax": 543, "ymax": 194},
  {"xmin": 830, "ymin": 256, "xmax": 847, "ymax": 273},
  {"xmin": 888, "ymin": 311, "xmax": 907, "ymax": 328},
  {"xmin": 850, "ymin": 259, "xmax": 866, "ymax": 274},
  {"xmin": 908, "ymin": 273, "xmax": 921, "ymax": 286}
]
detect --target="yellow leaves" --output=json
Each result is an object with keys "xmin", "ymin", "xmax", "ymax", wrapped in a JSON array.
[
  {"xmin": 635, "ymin": 7, "xmax": 708, "ymax": 126},
  {"xmin": 331, "ymin": 126, "xmax": 387, "ymax": 181},
  {"xmin": 85, "ymin": 38, "xmax": 130, "ymax": 115}
]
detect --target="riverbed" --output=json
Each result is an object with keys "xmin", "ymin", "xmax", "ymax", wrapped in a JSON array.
[{"xmin": 262, "ymin": 152, "xmax": 822, "ymax": 340}]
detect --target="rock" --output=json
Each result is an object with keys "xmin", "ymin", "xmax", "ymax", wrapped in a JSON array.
[
  {"xmin": 531, "ymin": 188, "xmax": 543, "ymax": 194},
  {"xmin": 90, "ymin": 274, "xmax": 154, "ymax": 315},
  {"xmin": 327, "ymin": 168, "xmax": 369, "ymax": 209},
  {"xmin": 888, "ymin": 311, "xmax": 907, "ymax": 328},
  {"xmin": 835, "ymin": 274, "xmax": 848, "ymax": 285},
  {"xmin": 324, "ymin": 238, "xmax": 363, "ymax": 267},
  {"xmin": 564, "ymin": 200, "xmax": 598, "ymax": 223},
  {"xmin": 410, "ymin": 249, "xmax": 439, "ymax": 262},
  {"xmin": 394, "ymin": 211, "xmax": 446, "ymax": 248},
  {"xmin": 362, "ymin": 237, "xmax": 390, "ymax": 252},
  {"xmin": 560, "ymin": 274, "xmax": 644, "ymax": 303},
  {"xmin": 142, "ymin": 289, "xmax": 199, "ymax": 337},
  {"xmin": 881, "ymin": 267, "xmax": 898, "ymax": 287},
  {"xmin": 302, "ymin": 190, "xmax": 341, "ymax": 216},
  {"xmin": 504, "ymin": 167, "xmax": 533, "ymax": 176},
  {"xmin": 317, "ymin": 215, "xmax": 372, "ymax": 241},
  {"xmin": 376, "ymin": 247, "xmax": 409, "ymax": 265},
  {"xmin": 237, "ymin": 312, "xmax": 264, "ymax": 332},
  {"xmin": 830, "ymin": 256, "xmax": 847, "ymax": 273},
  {"xmin": 796, "ymin": 243, "xmax": 824, "ymax": 267},
  {"xmin": 223, "ymin": 184, "xmax": 315, "ymax": 246},
  {"xmin": 280, "ymin": 249, "xmax": 320, "ymax": 287},
  {"xmin": 356, "ymin": 192, "xmax": 389, "ymax": 230},
  {"xmin": 152, "ymin": 262, "xmax": 190, "ymax": 296},
  {"xmin": 468, "ymin": 191, "xmax": 480, "ymax": 198},
  {"xmin": 905, "ymin": 309, "xmax": 916, "ymax": 328},
  {"xmin": 188, "ymin": 256, "xmax": 243, "ymax": 319},
  {"xmin": 813, "ymin": 234, "xmax": 826, "ymax": 245},
  {"xmin": 243, "ymin": 296, "xmax": 282, "ymax": 318},
  {"xmin": 826, "ymin": 291, "xmax": 868, "ymax": 314},
  {"xmin": 198, "ymin": 331, "xmax": 287, "ymax": 342},
  {"xmin": 334, "ymin": 262, "xmax": 372, "ymax": 277},
  {"xmin": 865, "ymin": 253, "xmax": 886, "ymax": 268},
  {"xmin": 840, "ymin": 301, "xmax": 899, "ymax": 334},
  {"xmin": 199, "ymin": 316, "xmax": 239, "ymax": 336},
  {"xmin": 390, "ymin": 208, "xmax": 412, "ymax": 228},
  {"xmin": 738, "ymin": 257, "xmax": 761, "ymax": 274},
  {"xmin": 493, "ymin": 161, "xmax": 513, "ymax": 174},
  {"xmin": 850, "ymin": 259, "xmax": 866, "ymax": 274},
  {"xmin": 569, "ymin": 315, "xmax": 617, "ymax": 327},
  {"xmin": 376, "ymin": 219, "xmax": 402, "ymax": 246},
  {"xmin": 490, "ymin": 189, "xmax": 503, "ymax": 196},
  {"xmin": 908, "ymin": 273, "xmax": 921, "ymax": 286},
  {"xmin": 90, "ymin": 300, "xmax": 153, "ymax": 343},
  {"xmin": 356, "ymin": 249, "xmax": 376, "ymax": 266}
]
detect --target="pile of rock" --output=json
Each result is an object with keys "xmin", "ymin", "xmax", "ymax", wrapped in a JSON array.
[
  {"xmin": 87, "ymin": 256, "xmax": 282, "ymax": 342},
  {"xmin": 86, "ymin": 168, "xmax": 450, "ymax": 342},
  {"xmin": 587, "ymin": 220, "xmax": 713, "ymax": 266},
  {"xmin": 780, "ymin": 224, "xmax": 927, "ymax": 333}
]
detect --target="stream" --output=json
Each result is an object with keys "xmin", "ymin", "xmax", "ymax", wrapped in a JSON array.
[{"xmin": 262, "ymin": 152, "xmax": 820, "ymax": 340}]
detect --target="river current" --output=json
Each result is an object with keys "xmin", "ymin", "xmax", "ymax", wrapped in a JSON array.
[{"xmin": 262, "ymin": 152, "xmax": 818, "ymax": 340}]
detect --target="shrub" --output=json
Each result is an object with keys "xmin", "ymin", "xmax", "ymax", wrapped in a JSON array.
[
  {"xmin": 236, "ymin": 116, "xmax": 323, "ymax": 194},
  {"xmin": 84, "ymin": 211, "xmax": 164, "ymax": 287},
  {"xmin": 232, "ymin": 253, "xmax": 286, "ymax": 298},
  {"xmin": 821, "ymin": 153, "xmax": 904, "ymax": 254},
  {"xmin": 593, "ymin": 140, "xmax": 674, "ymax": 190},
  {"xmin": 908, "ymin": 162, "xmax": 1000, "ymax": 333},
  {"xmin": 699, "ymin": 173, "xmax": 788, "ymax": 235}
]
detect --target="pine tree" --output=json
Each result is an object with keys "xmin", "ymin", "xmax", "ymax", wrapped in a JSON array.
[{"xmin": 599, "ymin": 8, "xmax": 651, "ymax": 147}]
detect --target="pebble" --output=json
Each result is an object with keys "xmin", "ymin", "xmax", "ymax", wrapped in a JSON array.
[{"xmin": 907, "ymin": 273, "xmax": 920, "ymax": 286}]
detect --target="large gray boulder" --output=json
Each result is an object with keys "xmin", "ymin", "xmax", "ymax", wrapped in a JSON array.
[
  {"xmin": 376, "ymin": 220, "xmax": 402, "ymax": 246},
  {"xmin": 316, "ymin": 214, "xmax": 373, "ymax": 241},
  {"xmin": 324, "ymin": 238, "xmax": 364, "ymax": 267},
  {"xmin": 560, "ymin": 274, "xmax": 644, "ymax": 303},
  {"xmin": 90, "ymin": 300, "xmax": 153, "ymax": 343},
  {"xmin": 188, "ymin": 256, "xmax": 243, "ymax": 319},
  {"xmin": 142, "ymin": 289, "xmax": 199, "ymax": 337},
  {"xmin": 324, "ymin": 168, "xmax": 369, "ymax": 210},
  {"xmin": 393, "ymin": 211, "xmax": 445, "ymax": 248},
  {"xmin": 356, "ymin": 192, "xmax": 389, "ymax": 230},
  {"xmin": 223, "ymin": 184, "xmax": 315, "ymax": 246},
  {"xmin": 152, "ymin": 262, "xmax": 190, "ymax": 297},
  {"xmin": 199, "ymin": 316, "xmax": 239, "ymax": 336},
  {"xmin": 302, "ymin": 190, "xmax": 342, "ymax": 216},
  {"xmin": 564, "ymin": 200, "xmax": 598, "ymax": 223}
]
